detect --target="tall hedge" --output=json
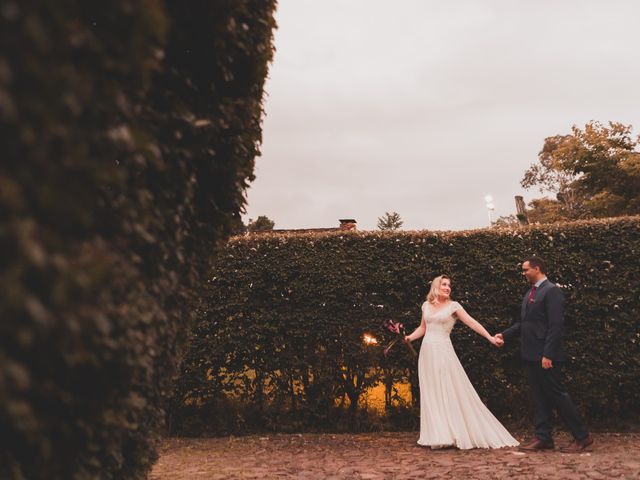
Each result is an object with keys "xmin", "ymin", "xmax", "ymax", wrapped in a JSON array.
[
  {"xmin": 174, "ymin": 216, "xmax": 640, "ymax": 435},
  {"xmin": 0, "ymin": 1, "xmax": 276, "ymax": 478}
]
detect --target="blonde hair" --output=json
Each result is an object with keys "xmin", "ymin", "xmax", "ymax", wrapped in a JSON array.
[{"xmin": 426, "ymin": 275, "xmax": 452, "ymax": 304}]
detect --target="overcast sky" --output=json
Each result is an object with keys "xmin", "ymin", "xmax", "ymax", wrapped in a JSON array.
[{"xmin": 242, "ymin": 0, "xmax": 640, "ymax": 231}]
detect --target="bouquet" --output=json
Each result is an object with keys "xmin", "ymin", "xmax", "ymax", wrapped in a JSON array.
[{"xmin": 383, "ymin": 319, "xmax": 417, "ymax": 358}]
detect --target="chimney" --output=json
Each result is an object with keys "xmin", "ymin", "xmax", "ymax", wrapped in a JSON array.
[
  {"xmin": 514, "ymin": 196, "xmax": 529, "ymax": 225},
  {"xmin": 339, "ymin": 219, "xmax": 357, "ymax": 231}
]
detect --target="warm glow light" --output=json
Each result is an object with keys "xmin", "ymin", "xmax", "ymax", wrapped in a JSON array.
[{"xmin": 363, "ymin": 334, "xmax": 378, "ymax": 345}]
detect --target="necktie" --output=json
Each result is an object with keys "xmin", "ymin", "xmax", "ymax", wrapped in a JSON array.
[{"xmin": 528, "ymin": 285, "xmax": 537, "ymax": 303}]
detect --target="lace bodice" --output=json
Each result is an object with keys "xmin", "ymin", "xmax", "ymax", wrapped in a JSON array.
[{"xmin": 422, "ymin": 301, "xmax": 462, "ymax": 340}]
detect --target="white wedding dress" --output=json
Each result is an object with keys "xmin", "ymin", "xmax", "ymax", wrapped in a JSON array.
[{"xmin": 417, "ymin": 301, "xmax": 519, "ymax": 449}]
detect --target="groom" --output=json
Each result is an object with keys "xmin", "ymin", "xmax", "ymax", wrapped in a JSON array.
[{"xmin": 496, "ymin": 256, "xmax": 593, "ymax": 452}]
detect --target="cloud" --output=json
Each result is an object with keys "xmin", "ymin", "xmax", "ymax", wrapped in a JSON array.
[{"xmin": 245, "ymin": 0, "xmax": 640, "ymax": 231}]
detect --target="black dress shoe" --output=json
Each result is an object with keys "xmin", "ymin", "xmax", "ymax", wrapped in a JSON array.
[{"xmin": 519, "ymin": 437, "xmax": 555, "ymax": 451}]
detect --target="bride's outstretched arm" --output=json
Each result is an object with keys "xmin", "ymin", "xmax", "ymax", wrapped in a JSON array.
[
  {"xmin": 405, "ymin": 315, "xmax": 426, "ymax": 342},
  {"xmin": 454, "ymin": 306, "xmax": 499, "ymax": 345}
]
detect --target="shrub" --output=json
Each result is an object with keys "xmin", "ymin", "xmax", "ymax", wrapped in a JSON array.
[
  {"xmin": 174, "ymin": 216, "xmax": 640, "ymax": 435},
  {"xmin": 0, "ymin": 1, "xmax": 276, "ymax": 477}
]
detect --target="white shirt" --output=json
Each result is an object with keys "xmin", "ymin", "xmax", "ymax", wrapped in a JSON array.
[{"xmin": 534, "ymin": 277, "xmax": 547, "ymax": 288}]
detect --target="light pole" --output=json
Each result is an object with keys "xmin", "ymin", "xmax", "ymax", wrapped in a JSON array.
[{"xmin": 485, "ymin": 195, "xmax": 495, "ymax": 225}]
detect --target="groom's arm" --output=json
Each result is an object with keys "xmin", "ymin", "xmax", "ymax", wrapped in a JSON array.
[
  {"xmin": 501, "ymin": 318, "xmax": 521, "ymax": 342},
  {"xmin": 543, "ymin": 287, "xmax": 565, "ymax": 360}
]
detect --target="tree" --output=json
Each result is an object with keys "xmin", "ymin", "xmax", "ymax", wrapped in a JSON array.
[
  {"xmin": 229, "ymin": 213, "xmax": 248, "ymax": 236},
  {"xmin": 525, "ymin": 198, "xmax": 568, "ymax": 224},
  {"xmin": 522, "ymin": 121, "xmax": 640, "ymax": 222},
  {"xmin": 522, "ymin": 134, "xmax": 587, "ymax": 220},
  {"xmin": 377, "ymin": 212, "xmax": 403, "ymax": 231},
  {"xmin": 492, "ymin": 214, "xmax": 520, "ymax": 228},
  {"xmin": 247, "ymin": 215, "xmax": 275, "ymax": 232}
]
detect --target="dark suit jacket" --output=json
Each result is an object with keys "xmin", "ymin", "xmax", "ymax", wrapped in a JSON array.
[{"xmin": 502, "ymin": 279, "xmax": 567, "ymax": 362}]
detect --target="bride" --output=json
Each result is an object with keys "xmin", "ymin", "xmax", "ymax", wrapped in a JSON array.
[{"xmin": 405, "ymin": 275, "xmax": 519, "ymax": 449}]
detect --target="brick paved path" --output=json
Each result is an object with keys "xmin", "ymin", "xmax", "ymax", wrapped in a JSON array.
[{"xmin": 150, "ymin": 432, "xmax": 640, "ymax": 479}]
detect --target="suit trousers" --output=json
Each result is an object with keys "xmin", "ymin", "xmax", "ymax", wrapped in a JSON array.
[{"xmin": 525, "ymin": 361, "xmax": 589, "ymax": 442}]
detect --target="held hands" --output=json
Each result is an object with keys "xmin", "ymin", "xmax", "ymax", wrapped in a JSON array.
[
  {"xmin": 490, "ymin": 333, "xmax": 505, "ymax": 348},
  {"xmin": 541, "ymin": 356, "xmax": 553, "ymax": 369}
]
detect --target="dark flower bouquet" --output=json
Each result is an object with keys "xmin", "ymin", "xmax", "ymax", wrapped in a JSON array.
[{"xmin": 383, "ymin": 319, "xmax": 417, "ymax": 358}]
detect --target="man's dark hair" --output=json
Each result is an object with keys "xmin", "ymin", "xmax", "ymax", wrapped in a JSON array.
[{"xmin": 525, "ymin": 256, "xmax": 547, "ymax": 274}]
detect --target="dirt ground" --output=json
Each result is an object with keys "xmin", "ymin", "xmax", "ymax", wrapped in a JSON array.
[{"xmin": 150, "ymin": 431, "xmax": 640, "ymax": 479}]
